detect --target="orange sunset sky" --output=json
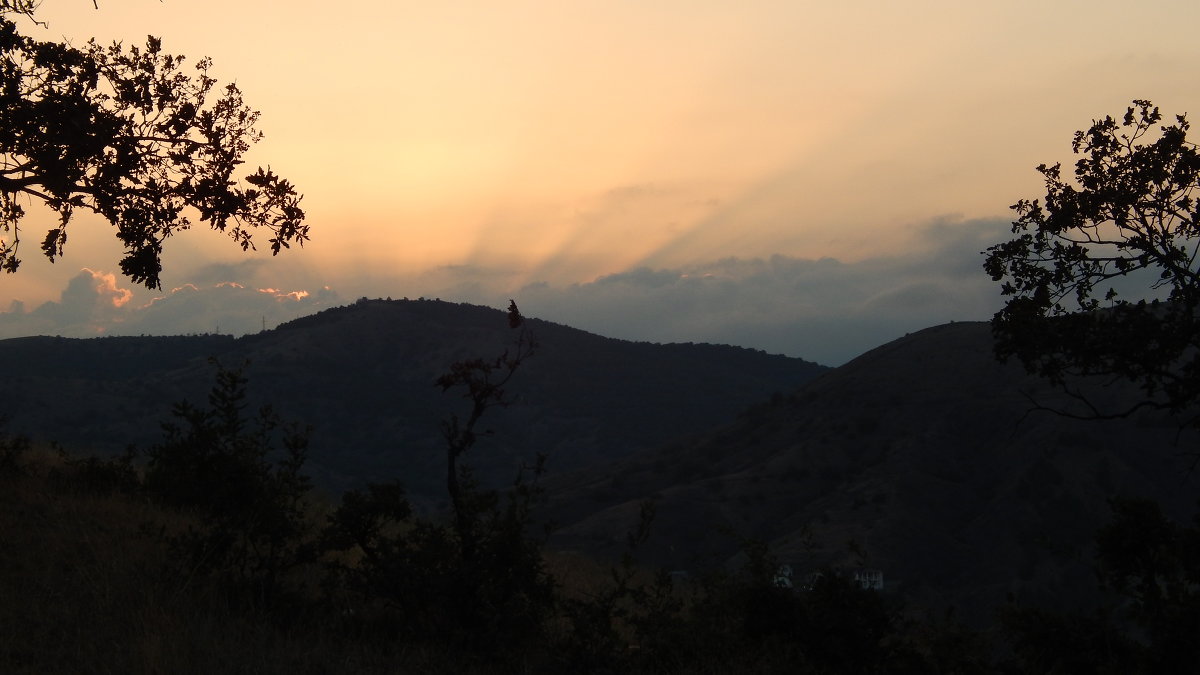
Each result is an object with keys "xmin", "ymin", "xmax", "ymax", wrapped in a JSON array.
[{"xmin": 2, "ymin": 0, "xmax": 1199, "ymax": 364}]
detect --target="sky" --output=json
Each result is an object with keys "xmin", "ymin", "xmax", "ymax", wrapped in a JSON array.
[{"xmin": 2, "ymin": 0, "xmax": 1199, "ymax": 365}]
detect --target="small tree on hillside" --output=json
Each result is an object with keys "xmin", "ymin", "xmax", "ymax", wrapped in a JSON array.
[
  {"xmin": 143, "ymin": 360, "xmax": 313, "ymax": 601},
  {"xmin": 436, "ymin": 299, "xmax": 537, "ymax": 562},
  {"xmin": 321, "ymin": 302, "xmax": 553, "ymax": 660},
  {"xmin": 983, "ymin": 100, "xmax": 1200, "ymax": 427}
]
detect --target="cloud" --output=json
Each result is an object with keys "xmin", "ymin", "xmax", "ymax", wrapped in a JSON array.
[
  {"xmin": 0, "ymin": 269, "xmax": 136, "ymax": 336},
  {"xmin": 123, "ymin": 283, "xmax": 340, "ymax": 335},
  {"xmin": 0, "ymin": 269, "xmax": 340, "ymax": 338},
  {"xmin": 0, "ymin": 217, "xmax": 1013, "ymax": 366},
  {"xmin": 427, "ymin": 217, "xmax": 1013, "ymax": 366}
]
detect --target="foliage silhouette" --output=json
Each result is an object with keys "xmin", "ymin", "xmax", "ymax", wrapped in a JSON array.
[
  {"xmin": 321, "ymin": 302, "xmax": 554, "ymax": 665},
  {"xmin": 1094, "ymin": 497, "xmax": 1200, "ymax": 671},
  {"xmin": 999, "ymin": 498, "xmax": 1200, "ymax": 674},
  {"xmin": 0, "ymin": 2, "xmax": 306, "ymax": 287},
  {"xmin": 984, "ymin": 100, "xmax": 1200, "ymax": 426},
  {"xmin": 984, "ymin": 100, "xmax": 1200, "ymax": 672},
  {"xmin": 436, "ymin": 299, "xmax": 537, "ymax": 562},
  {"xmin": 52, "ymin": 442, "xmax": 139, "ymax": 495},
  {"xmin": 556, "ymin": 500, "xmax": 691, "ymax": 672},
  {"xmin": 142, "ymin": 360, "xmax": 314, "ymax": 602},
  {"xmin": 321, "ymin": 464, "xmax": 554, "ymax": 662},
  {"xmin": 672, "ymin": 557, "xmax": 910, "ymax": 674},
  {"xmin": 0, "ymin": 420, "xmax": 27, "ymax": 474},
  {"xmin": 551, "ymin": 510, "xmax": 976, "ymax": 674},
  {"xmin": 999, "ymin": 603, "xmax": 1138, "ymax": 675}
]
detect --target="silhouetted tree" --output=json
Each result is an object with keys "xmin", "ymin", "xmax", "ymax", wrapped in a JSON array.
[
  {"xmin": 985, "ymin": 101, "xmax": 1200, "ymax": 671},
  {"xmin": 0, "ymin": 419, "xmax": 27, "ymax": 474},
  {"xmin": 321, "ymin": 302, "xmax": 553, "ymax": 665},
  {"xmin": 437, "ymin": 299, "xmax": 536, "ymax": 562},
  {"xmin": 999, "ymin": 497, "xmax": 1200, "ymax": 674},
  {"xmin": 0, "ymin": 2, "xmax": 306, "ymax": 287},
  {"xmin": 1093, "ymin": 497, "xmax": 1200, "ymax": 671},
  {"xmin": 984, "ymin": 100, "xmax": 1200, "ymax": 427},
  {"xmin": 143, "ymin": 360, "xmax": 314, "ymax": 601}
]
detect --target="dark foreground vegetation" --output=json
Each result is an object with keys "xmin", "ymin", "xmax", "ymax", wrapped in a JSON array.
[
  {"xmin": 3, "ymin": 351, "xmax": 1199, "ymax": 673},
  {"xmin": 0, "ymin": 400, "xmax": 940, "ymax": 673}
]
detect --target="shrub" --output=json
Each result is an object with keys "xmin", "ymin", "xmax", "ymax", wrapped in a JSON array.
[{"xmin": 142, "ymin": 360, "xmax": 315, "ymax": 603}]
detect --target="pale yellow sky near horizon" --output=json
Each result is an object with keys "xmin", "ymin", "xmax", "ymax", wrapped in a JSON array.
[{"xmin": 8, "ymin": 0, "xmax": 1200, "ymax": 306}]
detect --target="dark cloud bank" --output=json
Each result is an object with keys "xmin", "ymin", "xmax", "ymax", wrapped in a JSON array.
[
  {"xmin": 509, "ymin": 218, "xmax": 1009, "ymax": 365},
  {"xmin": 0, "ymin": 219, "xmax": 1010, "ymax": 366}
]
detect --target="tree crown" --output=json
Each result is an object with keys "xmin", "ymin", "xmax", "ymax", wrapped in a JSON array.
[
  {"xmin": 0, "ymin": 3, "xmax": 306, "ymax": 288},
  {"xmin": 984, "ymin": 100, "xmax": 1200, "ymax": 424}
]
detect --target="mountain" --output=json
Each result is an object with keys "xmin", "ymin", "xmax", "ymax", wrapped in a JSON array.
[
  {"xmin": 545, "ymin": 321, "xmax": 1200, "ymax": 624},
  {"xmin": 6, "ymin": 301, "xmax": 1194, "ymax": 625},
  {"xmin": 0, "ymin": 298, "xmax": 826, "ymax": 507}
]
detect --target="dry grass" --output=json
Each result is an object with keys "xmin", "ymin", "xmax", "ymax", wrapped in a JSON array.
[
  {"xmin": 2, "ymin": 453, "xmax": 165, "ymax": 672},
  {"xmin": 0, "ymin": 452, "xmax": 457, "ymax": 674},
  {"xmin": 2, "ymin": 448, "xmax": 656, "ymax": 674}
]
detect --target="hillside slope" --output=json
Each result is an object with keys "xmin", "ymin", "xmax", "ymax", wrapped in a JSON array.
[{"xmin": 546, "ymin": 321, "xmax": 1199, "ymax": 622}]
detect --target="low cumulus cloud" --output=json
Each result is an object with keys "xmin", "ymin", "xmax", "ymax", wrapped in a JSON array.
[
  {"xmin": 0, "ymin": 268, "xmax": 133, "ymax": 336},
  {"xmin": 0, "ymin": 269, "xmax": 340, "ymax": 338}
]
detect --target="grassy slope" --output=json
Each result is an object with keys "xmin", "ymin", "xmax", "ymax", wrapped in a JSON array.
[{"xmin": 0, "ymin": 452, "xmax": 442, "ymax": 675}]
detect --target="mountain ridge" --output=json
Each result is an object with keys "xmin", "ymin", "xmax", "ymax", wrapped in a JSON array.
[{"xmin": 0, "ymin": 298, "xmax": 827, "ymax": 505}]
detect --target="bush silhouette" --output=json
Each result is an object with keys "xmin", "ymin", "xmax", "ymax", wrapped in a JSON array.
[{"xmin": 142, "ymin": 360, "xmax": 314, "ymax": 602}]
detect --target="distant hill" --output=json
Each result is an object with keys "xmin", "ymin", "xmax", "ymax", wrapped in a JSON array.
[
  {"xmin": 7, "ymin": 302, "xmax": 1194, "ymax": 625},
  {"xmin": 0, "ymin": 298, "xmax": 827, "ymax": 507},
  {"xmin": 545, "ymin": 321, "xmax": 1200, "ymax": 624}
]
